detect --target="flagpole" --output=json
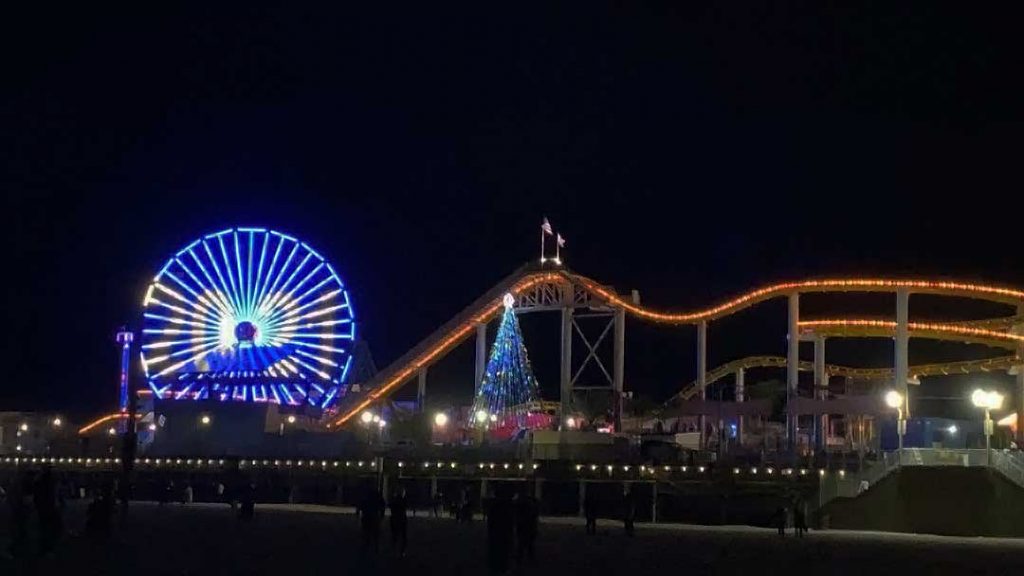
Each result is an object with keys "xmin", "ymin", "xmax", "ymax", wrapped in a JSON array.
[
  {"xmin": 540, "ymin": 229, "xmax": 546, "ymax": 263},
  {"xmin": 555, "ymin": 236, "xmax": 560, "ymax": 264}
]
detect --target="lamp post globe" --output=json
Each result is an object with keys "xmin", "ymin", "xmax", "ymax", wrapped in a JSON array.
[
  {"xmin": 972, "ymin": 388, "xmax": 1003, "ymax": 466},
  {"xmin": 885, "ymin": 390, "xmax": 903, "ymax": 409},
  {"xmin": 885, "ymin": 390, "xmax": 906, "ymax": 466},
  {"xmin": 971, "ymin": 389, "xmax": 989, "ymax": 408}
]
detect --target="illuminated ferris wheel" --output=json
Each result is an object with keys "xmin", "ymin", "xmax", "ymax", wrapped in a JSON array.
[{"xmin": 140, "ymin": 227, "xmax": 356, "ymax": 410}]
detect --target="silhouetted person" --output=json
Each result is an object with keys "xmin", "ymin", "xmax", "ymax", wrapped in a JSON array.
[
  {"xmin": 773, "ymin": 506, "xmax": 787, "ymax": 537},
  {"xmin": 621, "ymin": 486, "xmax": 636, "ymax": 537},
  {"xmin": 33, "ymin": 467, "xmax": 62, "ymax": 555},
  {"xmin": 358, "ymin": 488, "xmax": 385, "ymax": 555},
  {"xmin": 584, "ymin": 488, "xmax": 599, "ymax": 535},
  {"xmin": 514, "ymin": 490, "xmax": 539, "ymax": 563},
  {"xmin": 486, "ymin": 485, "xmax": 514, "ymax": 574},
  {"xmin": 390, "ymin": 488, "xmax": 409, "ymax": 556},
  {"xmin": 431, "ymin": 491, "xmax": 442, "ymax": 517},
  {"xmin": 239, "ymin": 483, "xmax": 256, "ymax": 521},
  {"xmin": 7, "ymin": 474, "xmax": 31, "ymax": 560},
  {"xmin": 85, "ymin": 483, "xmax": 114, "ymax": 537},
  {"xmin": 458, "ymin": 487, "xmax": 473, "ymax": 523},
  {"xmin": 794, "ymin": 498, "xmax": 807, "ymax": 537},
  {"xmin": 159, "ymin": 479, "xmax": 172, "ymax": 506}
]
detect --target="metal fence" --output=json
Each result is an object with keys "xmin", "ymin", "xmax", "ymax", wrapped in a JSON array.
[
  {"xmin": 897, "ymin": 447, "xmax": 989, "ymax": 467},
  {"xmin": 819, "ymin": 451, "xmax": 900, "ymax": 507},
  {"xmin": 819, "ymin": 448, "xmax": 1024, "ymax": 509},
  {"xmin": 882, "ymin": 448, "xmax": 1024, "ymax": 489}
]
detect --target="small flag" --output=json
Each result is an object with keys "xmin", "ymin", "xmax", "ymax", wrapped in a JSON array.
[
  {"xmin": 541, "ymin": 218, "xmax": 553, "ymax": 235},
  {"xmin": 557, "ymin": 233, "xmax": 565, "ymax": 248}
]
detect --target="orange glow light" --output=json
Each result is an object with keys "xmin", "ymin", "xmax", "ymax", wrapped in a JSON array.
[
  {"xmin": 799, "ymin": 319, "xmax": 1024, "ymax": 344},
  {"xmin": 332, "ymin": 272, "xmax": 1024, "ymax": 427},
  {"xmin": 575, "ymin": 276, "xmax": 1024, "ymax": 324},
  {"xmin": 78, "ymin": 413, "xmax": 128, "ymax": 435}
]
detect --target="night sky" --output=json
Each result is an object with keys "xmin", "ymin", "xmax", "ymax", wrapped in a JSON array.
[{"xmin": 2, "ymin": 5, "xmax": 1021, "ymax": 419}]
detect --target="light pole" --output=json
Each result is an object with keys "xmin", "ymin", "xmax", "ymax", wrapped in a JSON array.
[
  {"xmin": 475, "ymin": 409, "xmax": 489, "ymax": 444},
  {"xmin": 433, "ymin": 412, "xmax": 448, "ymax": 444},
  {"xmin": 360, "ymin": 410, "xmax": 375, "ymax": 444},
  {"xmin": 972, "ymin": 389, "xmax": 1004, "ymax": 466},
  {"xmin": 885, "ymin": 390, "xmax": 905, "ymax": 466}
]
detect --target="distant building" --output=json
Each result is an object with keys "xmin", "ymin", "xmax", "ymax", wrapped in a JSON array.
[{"xmin": 0, "ymin": 412, "xmax": 78, "ymax": 456}]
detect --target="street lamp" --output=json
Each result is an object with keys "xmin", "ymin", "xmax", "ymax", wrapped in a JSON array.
[
  {"xmin": 52, "ymin": 417, "xmax": 62, "ymax": 428},
  {"xmin": 434, "ymin": 412, "xmax": 449, "ymax": 427},
  {"xmin": 885, "ymin": 390, "xmax": 905, "ymax": 466},
  {"xmin": 200, "ymin": 415, "xmax": 212, "ymax": 426},
  {"xmin": 972, "ymin": 388, "xmax": 1004, "ymax": 466},
  {"xmin": 359, "ymin": 410, "xmax": 376, "ymax": 443},
  {"xmin": 474, "ymin": 410, "xmax": 490, "ymax": 445}
]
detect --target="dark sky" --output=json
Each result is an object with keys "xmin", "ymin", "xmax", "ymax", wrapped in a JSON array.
[{"xmin": 2, "ymin": 5, "xmax": 1021, "ymax": 418}]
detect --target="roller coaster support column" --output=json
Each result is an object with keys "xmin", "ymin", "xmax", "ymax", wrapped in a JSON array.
[
  {"xmin": 697, "ymin": 320, "xmax": 708, "ymax": 448},
  {"xmin": 1016, "ymin": 304, "xmax": 1024, "ymax": 446},
  {"xmin": 813, "ymin": 336, "xmax": 828, "ymax": 452},
  {"xmin": 475, "ymin": 322, "xmax": 487, "ymax": 392},
  {"xmin": 735, "ymin": 368, "xmax": 745, "ymax": 446},
  {"xmin": 895, "ymin": 288, "xmax": 910, "ymax": 418},
  {"xmin": 787, "ymin": 293, "xmax": 799, "ymax": 451},
  {"xmin": 1017, "ymin": 358, "xmax": 1024, "ymax": 446},
  {"xmin": 561, "ymin": 302, "xmax": 574, "ymax": 422},
  {"xmin": 613, "ymin": 308, "xmax": 625, "ymax": 432},
  {"xmin": 417, "ymin": 368, "xmax": 427, "ymax": 412}
]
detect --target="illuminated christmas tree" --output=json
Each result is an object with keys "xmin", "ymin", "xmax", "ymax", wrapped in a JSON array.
[{"xmin": 471, "ymin": 293, "xmax": 541, "ymax": 428}]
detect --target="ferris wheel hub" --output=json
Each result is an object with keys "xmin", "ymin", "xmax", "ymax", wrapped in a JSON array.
[{"xmin": 234, "ymin": 321, "xmax": 258, "ymax": 344}]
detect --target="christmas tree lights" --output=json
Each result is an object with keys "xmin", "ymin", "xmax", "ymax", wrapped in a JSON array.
[{"xmin": 471, "ymin": 293, "xmax": 541, "ymax": 428}]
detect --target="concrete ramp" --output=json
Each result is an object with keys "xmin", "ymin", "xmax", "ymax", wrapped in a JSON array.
[{"xmin": 824, "ymin": 466, "xmax": 1024, "ymax": 537}]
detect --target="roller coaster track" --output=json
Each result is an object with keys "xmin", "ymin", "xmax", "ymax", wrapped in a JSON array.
[
  {"xmin": 668, "ymin": 354, "xmax": 1020, "ymax": 403},
  {"xmin": 329, "ymin": 266, "xmax": 1024, "ymax": 428}
]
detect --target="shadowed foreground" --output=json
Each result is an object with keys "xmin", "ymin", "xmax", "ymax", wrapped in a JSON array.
[
  {"xmin": 1, "ymin": 502, "xmax": 1017, "ymax": 575},
  {"xmin": 825, "ymin": 467, "xmax": 1024, "ymax": 536}
]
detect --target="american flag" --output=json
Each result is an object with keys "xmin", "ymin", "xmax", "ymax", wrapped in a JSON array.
[{"xmin": 541, "ymin": 218, "xmax": 553, "ymax": 235}]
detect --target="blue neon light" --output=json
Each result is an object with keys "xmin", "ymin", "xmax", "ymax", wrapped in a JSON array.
[
  {"xmin": 139, "ymin": 227, "xmax": 355, "ymax": 408},
  {"xmin": 301, "ymin": 242, "xmax": 324, "ymax": 262}
]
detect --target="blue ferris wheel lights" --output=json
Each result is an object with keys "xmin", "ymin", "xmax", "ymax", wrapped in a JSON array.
[
  {"xmin": 340, "ymin": 355, "xmax": 353, "ymax": 383},
  {"xmin": 301, "ymin": 242, "xmax": 323, "ymax": 261},
  {"xmin": 140, "ymin": 227, "xmax": 355, "ymax": 409}
]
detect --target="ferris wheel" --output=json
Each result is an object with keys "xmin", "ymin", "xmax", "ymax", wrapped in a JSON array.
[{"xmin": 140, "ymin": 227, "xmax": 355, "ymax": 410}]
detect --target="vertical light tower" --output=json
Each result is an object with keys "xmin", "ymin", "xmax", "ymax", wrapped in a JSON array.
[{"xmin": 116, "ymin": 328, "xmax": 134, "ymax": 432}]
